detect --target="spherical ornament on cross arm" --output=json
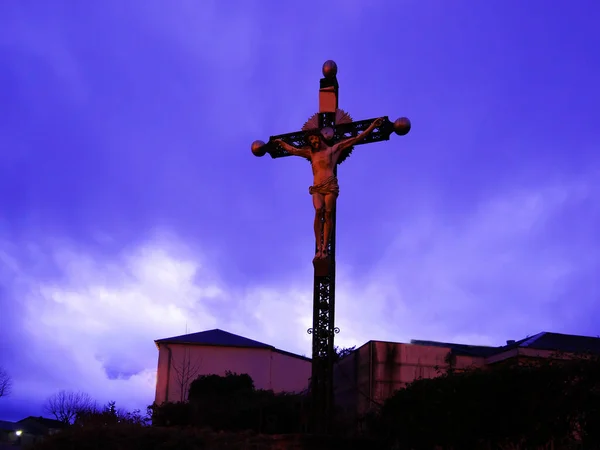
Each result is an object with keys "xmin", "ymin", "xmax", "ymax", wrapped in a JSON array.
[
  {"xmin": 320, "ymin": 127, "xmax": 334, "ymax": 141},
  {"xmin": 322, "ymin": 60, "xmax": 338, "ymax": 79},
  {"xmin": 251, "ymin": 140, "xmax": 266, "ymax": 157},
  {"xmin": 393, "ymin": 117, "xmax": 411, "ymax": 136}
]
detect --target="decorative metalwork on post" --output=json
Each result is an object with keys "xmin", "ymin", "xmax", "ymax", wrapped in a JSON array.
[{"xmin": 251, "ymin": 60, "xmax": 410, "ymax": 434}]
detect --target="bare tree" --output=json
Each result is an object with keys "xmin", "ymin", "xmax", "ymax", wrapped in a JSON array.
[
  {"xmin": 0, "ymin": 366, "xmax": 12, "ymax": 398},
  {"xmin": 43, "ymin": 390, "xmax": 97, "ymax": 424},
  {"xmin": 171, "ymin": 348, "xmax": 202, "ymax": 402}
]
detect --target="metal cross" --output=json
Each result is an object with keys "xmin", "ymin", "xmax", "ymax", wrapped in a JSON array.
[{"xmin": 251, "ymin": 60, "xmax": 410, "ymax": 433}]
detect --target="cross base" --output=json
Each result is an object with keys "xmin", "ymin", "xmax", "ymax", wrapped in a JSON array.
[{"xmin": 312, "ymin": 256, "xmax": 331, "ymax": 277}]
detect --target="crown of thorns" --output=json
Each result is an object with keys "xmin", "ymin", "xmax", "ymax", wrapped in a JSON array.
[{"xmin": 304, "ymin": 129, "xmax": 323, "ymax": 138}]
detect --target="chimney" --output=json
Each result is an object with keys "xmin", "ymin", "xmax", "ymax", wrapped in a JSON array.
[{"xmin": 506, "ymin": 340, "xmax": 516, "ymax": 345}]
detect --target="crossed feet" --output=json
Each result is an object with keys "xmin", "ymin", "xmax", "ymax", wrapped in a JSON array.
[{"xmin": 313, "ymin": 247, "xmax": 329, "ymax": 261}]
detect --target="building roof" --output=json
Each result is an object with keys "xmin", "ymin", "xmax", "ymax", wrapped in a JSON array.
[
  {"xmin": 410, "ymin": 339, "xmax": 498, "ymax": 357},
  {"xmin": 0, "ymin": 420, "xmax": 19, "ymax": 432},
  {"xmin": 514, "ymin": 331, "xmax": 600, "ymax": 354},
  {"xmin": 411, "ymin": 332, "xmax": 600, "ymax": 358},
  {"xmin": 155, "ymin": 329, "xmax": 273, "ymax": 349},
  {"xmin": 17, "ymin": 416, "xmax": 67, "ymax": 430},
  {"xmin": 155, "ymin": 328, "xmax": 310, "ymax": 362}
]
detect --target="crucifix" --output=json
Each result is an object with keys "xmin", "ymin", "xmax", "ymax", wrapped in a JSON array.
[{"xmin": 251, "ymin": 60, "xmax": 410, "ymax": 433}]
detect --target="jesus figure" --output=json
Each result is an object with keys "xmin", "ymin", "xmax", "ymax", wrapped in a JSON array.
[{"xmin": 275, "ymin": 117, "xmax": 384, "ymax": 260}]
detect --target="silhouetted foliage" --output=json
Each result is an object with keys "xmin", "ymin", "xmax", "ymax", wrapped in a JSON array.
[
  {"xmin": 377, "ymin": 353, "xmax": 600, "ymax": 449},
  {"xmin": 31, "ymin": 424, "xmax": 207, "ymax": 450},
  {"xmin": 43, "ymin": 390, "xmax": 97, "ymax": 424},
  {"xmin": 0, "ymin": 366, "xmax": 12, "ymax": 398},
  {"xmin": 334, "ymin": 345, "xmax": 356, "ymax": 362},
  {"xmin": 31, "ymin": 424, "xmax": 385, "ymax": 450},
  {"xmin": 149, "ymin": 401, "xmax": 192, "ymax": 427},
  {"xmin": 75, "ymin": 401, "xmax": 150, "ymax": 427},
  {"xmin": 188, "ymin": 371, "xmax": 255, "ymax": 399},
  {"xmin": 151, "ymin": 372, "xmax": 309, "ymax": 434}
]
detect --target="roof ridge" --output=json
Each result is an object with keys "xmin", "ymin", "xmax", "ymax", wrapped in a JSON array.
[
  {"xmin": 542, "ymin": 331, "xmax": 600, "ymax": 338},
  {"xmin": 410, "ymin": 339, "xmax": 497, "ymax": 349},
  {"xmin": 154, "ymin": 329, "xmax": 312, "ymax": 362},
  {"xmin": 155, "ymin": 328, "xmax": 274, "ymax": 349},
  {"xmin": 520, "ymin": 331, "xmax": 546, "ymax": 347}
]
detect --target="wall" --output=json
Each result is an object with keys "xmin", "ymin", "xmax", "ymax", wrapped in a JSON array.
[
  {"xmin": 155, "ymin": 344, "xmax": 310, "ymax": 404},
  {"xmin": 368, "ymin": 342, "xmax": 449, "ymax": 411},
  {"xmin": 270, "ymin": 351, "xmax": 311, "ymax": 393},
  {"xmin": 334, "ymin": 349, "xmax": 359, "ymax": 421},
  {"xmin": 0, "ymin": 430, "xmax": 18, "ymax": 444},
  {"xmin": 335, "ymin": 340, "xmax": 594, "ymax": 429},
  {"xmin": 487, "ymin": 347, "xmax": 566, "ymax": 365},
  {"xmin": 334, "ymin": 341, "xmax": 487, "ymax": 419}
]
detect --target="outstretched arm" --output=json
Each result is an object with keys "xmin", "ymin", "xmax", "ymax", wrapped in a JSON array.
[
  {"xmin": 274, "ymin": 139, "xmax": 310, "ymax": 158},
  {"xmin": 335, "ymin": 117, "xmax": 384, "ymax": 153}
]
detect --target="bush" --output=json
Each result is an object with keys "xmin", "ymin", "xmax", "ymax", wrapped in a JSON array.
[
  {"xmin": 74, "ymin": 401, "xmax": 150, "ymax": 427},
  {"xmin": 151, "ymin": 372, "xmax": 309, "ymax": 434},
  {"xmin": 377, "ymin": 355, "xmax": 600, "ymax": 449},
  {"xmin": 33, "ymin": 426, "xmax": 386, "ymax": 450},
  {"xmin": 150, "ymin": 401, "xmax": 192, "ymax": 427},
  {"xmin": 32, "ymin": 424, "xmax": 207, "ymax": 450}
]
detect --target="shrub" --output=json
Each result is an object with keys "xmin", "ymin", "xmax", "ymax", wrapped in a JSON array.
[
  {"xmin": 32, "ymin": 424, "xmax": 207, "ymax": 450},
  {"xmin": 151, "ymin": 372, "xmax": 309, "ymax": 433},
  {"xmin": 378, "ymin": 354, "xmax": 600, "ymax": 449}
]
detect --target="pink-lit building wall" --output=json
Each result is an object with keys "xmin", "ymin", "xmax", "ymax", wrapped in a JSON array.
[
  {"xmin": 334, "ymin": 339, "xmax": 583, "ymax": 422},
  {"xmin": 155, "ymin": 343, "xmax": 311, "ymax": 404},
  {"xmin": 334, "ymin": 341, "xmax": 486, "ymax": 419}
]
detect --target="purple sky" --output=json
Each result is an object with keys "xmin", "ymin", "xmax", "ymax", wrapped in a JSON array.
[{"xmin": 1, "ymin": 0, "xmax": 600, "ymax": 421}]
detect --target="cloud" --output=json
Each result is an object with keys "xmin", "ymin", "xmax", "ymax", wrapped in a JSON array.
[
  {"xmin": 0, "ymin": 228, "xmax": 316, "ymax": 416},
  {"xmin": 1, "ymin": 170, "xmax": 598, "ymax": 419},
  {"xmin": 333, "ymin": 173, "xmax": 600, "ymax": 347}
]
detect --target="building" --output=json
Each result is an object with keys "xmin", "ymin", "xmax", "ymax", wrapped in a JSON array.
[
  {"xmin": 0, "ymin": 420, "xmax": 21, "ymax": 447},
  {"xmin": 334, "ymin": 331, "xmax": 600, "ymax": 421},
  {"xmin": 154, "ymin": 329, "xmax": 311, "ymax": 404},
  {"xmin": 0, "ymin": 417, "xmax": 66, "ymax": 449}
]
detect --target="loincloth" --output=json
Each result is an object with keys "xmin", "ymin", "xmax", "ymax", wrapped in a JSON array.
[{"xmin": 309, "ymin": 175, "xmax": 339, "ymax": 197}]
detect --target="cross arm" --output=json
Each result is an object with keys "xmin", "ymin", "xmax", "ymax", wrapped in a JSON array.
[
  {"xmin": 335, "ymin": 116, "xmax": 395, "ymax": 146},
  {"xmin": 262, "ymin": 132, "xmax": 309, "ymax": 159},
  {"xmin": 258, "ymin": 116, "xmax": 409, "ymax": 159}
]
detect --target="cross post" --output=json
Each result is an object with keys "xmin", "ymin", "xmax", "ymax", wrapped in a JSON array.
[{"xmin": 251, "ymin": 60, "xmax": 410, "ymax": 434}]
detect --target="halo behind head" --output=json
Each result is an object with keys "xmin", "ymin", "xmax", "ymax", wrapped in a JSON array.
[{"xmin": 304, "ymin": 128, "xmax": 322, "ymax": 142}]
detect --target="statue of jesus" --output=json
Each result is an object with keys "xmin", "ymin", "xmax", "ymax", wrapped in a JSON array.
[{"xmin": 275, "ymin": 117, "xmax": 384, "ymax": 260}]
